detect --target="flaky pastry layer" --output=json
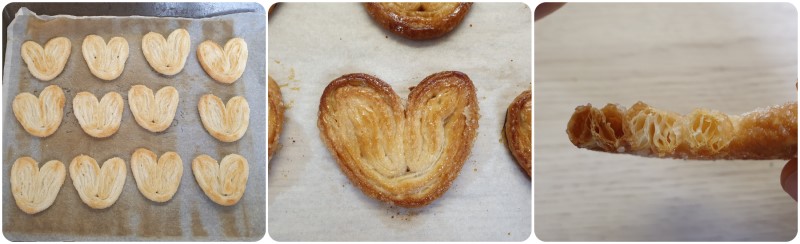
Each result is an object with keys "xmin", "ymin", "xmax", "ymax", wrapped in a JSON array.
[
  {"xmin": 192, "ymin": 154, "xmax": 249, "ymax": 206},
  {"xmin": 82, "ymin": 35, "xmax": 129, "ymax": 81},
  {"xmin": 142, "ymin": 28, "xmax": 191, "ymax": 75},
  {"xmin": 198, "ymin": 94, "xmax": 250, "ymax": 142},
  {"xmin": 69, "ymin": 155, "xmax": 127, "ymax": 209},
  {"xmin": 73, "ymin": 91, "xmax": 124, "ymax": 138},
  {"xmin": 268, "ymin": 76, "xmax": 285, "ymax": 161},
  {"xmin": 21, "ymin": 37, "xmax": 71, "ymax": 81},
  {"xmin": 364, "ymin": 2, "xmax": 472, "ymax": 40},
  {"xmin": 128, "ymin": 85, "xmax": 179, "ymax": 132},
  {"xmin": 11, "ymin": 157, "xmax": 66, "ymax": 214},
  {"xmin": 504, "ymin": 90, "xmax": 532, "ymax": 176},
  {"xmin": 131, "ymin": 148, "xmax": 183, "ymax": 203},
  {"xmin": 13, "ymin": 85, "xmax": 65, "ymax": 137},
  {"xmin": 197, "ymin": 38, "xmax": 248, "ymax": 84}
]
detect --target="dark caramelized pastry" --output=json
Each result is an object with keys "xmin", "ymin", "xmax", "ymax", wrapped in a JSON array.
[{"xmin": 364, "ymin": 3, "xmax": 472, "ymax": 40}]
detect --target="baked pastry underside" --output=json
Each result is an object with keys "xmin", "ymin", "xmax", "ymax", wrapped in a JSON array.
[
  {"xmin": 504, "ymin": 90, "xmax": 532, "ymax": 176},
  {"xmin": 268, "ymin": 76, "xmax": 284, "ymax": 160}
]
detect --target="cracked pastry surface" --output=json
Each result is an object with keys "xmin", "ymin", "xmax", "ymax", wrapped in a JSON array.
[
  {"xmin": 197, "ymin": 38, "xmax": 248, "ymax": 84},
  {"xmin": 318, "ymin": 71, "xmax": 479, "ymax": 207},
  {"xmin": 142, "ymin": 28, "xmax": 191, "ymax": 75},
  {"xmin": 198, "ymin": 94, "xmax": 250, "ymax": 142},
  {"xmin": 13, "ymin": 85, "xmax": 65, "ymax": 137},
  {"xmin": 73, "ymin": 91, "xmax": 124, "ymax": 138},
  {"xmin": 21, "ymin": 37, "xmax": 71, "ymax": 81},
  {"xmin": 128, "ymin": 85, "xmax": 179, "ymax": 132},
  {"xmin": 364, "ymin": 2, "xmax": 472, "ymax": 40},
  {"xmin": 69, "ymin": 155, "xmax": 127, "ymax": 209},
  {"xmin": 11, "ymin": 157, "xmax": 66, "ymax": 214},
  {"xmin": 131, "ymin": 148, "xmax": 183, "ymax": 203},
  {"xmin": 268, "ymin": 76, "xmax": 284, "ymax": 160},
  {"xmin": 192, "ymin": 154, "xmax": 249, "ymax": 206},
  {"xmin": 82, "ymin": 35, "xmax": 129, "ymax": 80},
  {"xmin": 567, "ymin": 101, "xmax": 797, "ymax": 160},
  {"xmin": 504, "ymin": 90, "xmax": 532, "ymax": 177}
]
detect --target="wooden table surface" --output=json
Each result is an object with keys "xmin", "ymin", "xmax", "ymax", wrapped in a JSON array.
[{"xmin": 534, "ymin": 3, "xmax": 797, "ymax": 241}]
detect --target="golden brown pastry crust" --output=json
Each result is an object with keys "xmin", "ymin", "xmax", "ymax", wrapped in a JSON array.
[
  {"xmin": 364, "ymin": 2, "xmax": 472, "ymax": 40},
  {"xmin": 82, "ymin": 35, "xmax": 129, "ymax": 81},
  {"xmin": 73, "ymin": 91, "xmax": 124, "ymax": 138},
  {"xmin": 12, "ymin": 85, "xmax": 65, "ymax": 137},
  {"xmin": 504, "ymin": 90, "xmax": 532, "ymax": 177},
  {"xmin": 69, "ymin": 155, "xmax": 127, "ymax": 209},
  {"xmin": 131, "ymin": 148, "xmax": 183, "ymax": 203},
  {"xmin": 196, "ymin": 38, "xmax": 248, "ymax": 84},
  {"xmin": 268, "ymin": 76, "xmax": 284, "ymax": 161},
  {"xmin": 128, "ymin": 85, "xmax": 179, "ymax": 132},
  {"xmin": 142, "ymin": 28, "xmax": 191, "ymax": 75},
  {"xmin": 567, "ymin": 101, "xmax": 798, "ymax": 160},
  {"xmin": 191, "ymin": 154, "xmax": 249, "ymax": 206},
  {"xmin": 21, "ymin": 37, "xmax": 71, "ymax": 81},
  {"xmin": 11, "ymin": 157, "xmax": 66, "ymax": 214},
  {"xmin": 318, "ymin": 71, "xmax": 479, "ymax": 207},
  {"xmin": 198, "ymin": 94, "xmax": 250, "ymax": 142}
]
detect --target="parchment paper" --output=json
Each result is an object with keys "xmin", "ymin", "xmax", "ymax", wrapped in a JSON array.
[
  {"xmin": 267, "ymin": 3, "xmax": 531, "ymax": 241},
  {"xmin": 2, "ymin": 7, "xmax": 265, "ymax": 241}
]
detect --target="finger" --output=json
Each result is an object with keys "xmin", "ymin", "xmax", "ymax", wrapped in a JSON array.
[
  {"xmin": 780, "ymin": 158, "xmax": 797, "ymax": 201},
  {"xmin": 535, "ymin": 3, "xmax": 566, "ymax": 21}
]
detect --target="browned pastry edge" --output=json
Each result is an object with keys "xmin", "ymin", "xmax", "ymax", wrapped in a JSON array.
[
  {"xmin": 504, "ymin": 90, "xmax": 532, "ymax": 177},
  {"xmin": 364, "ymin": 3, "xmax": 473, "ymax": 40},
  {"xmin": 268, "ymin": 76, "xmax": 284, "ymax": 160}
]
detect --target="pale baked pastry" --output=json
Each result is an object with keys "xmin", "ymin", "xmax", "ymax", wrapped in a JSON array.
[
  {"xmin": 69, "ymin": 155, "xmax": 127, "ymax": 209},
  {"xmin": 318, "ymin": 71, "xmax": 479, "ymax": 207},
  {"xmin": 192, "ymin": 154, "xmax": 249, "ymax": 206},
  {"xmin": 73, "ymin": 91, "xmax": 124, "ymax": 138},
  {"xmin": 82, "ymin": 35, "xmax": 129, "ymax": 80},
  {"xmin": 21, "ymin": 37, "xmax": 71, "ymax": 81},
  {"xmin": 142, "ymin": 28, "xmax": 191, "ymax": 75},
  {"xmin": 128, "ymin": 85, "xmax": 179, "ymax": 132},
  {"xmin": 268, "ymin": 76, "xmax": 284, "ymax": 160},
  {"xmin": 198, "ymin": 94, "xmax": 250, "ymax": 142},
  {"xmin": 131, "ymin": 148, "xmax": 183, "ymax": 202},
  {"xmin": 364, "ymin": 2, "xmax": 473, "ymax": 40},
  {"xmin": 196, "ymin": 38, "xmax": 248, "ymax": 84},
  {"xmin": 11, "ymin": 157, "xmax": 66, "ymax": 214},
  {"xmin": 12, "ymin": 85, "xmax": 65, "ymax": 137},
  {"xmin": 567, "ymin": 101, "xmax": 798, "ymax": 160},
  {"xmin": 504, "ymin": 90, "xmax": 532, "ymax": 177}
]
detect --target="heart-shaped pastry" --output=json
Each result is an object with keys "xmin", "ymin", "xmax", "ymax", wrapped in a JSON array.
[
  {"xmin": 12, "ymin": 85, "xmax": 65, "ymax": 137},
  {"xmin": 82, "ymin": 35, "xmax": 129, "ymax": 80},
  {"xmin": 21, "ymin": 37, "xmax": 71, "ymax": 81},
  {"xmin": 131, "ymin": 148, "xmax": 183, "ymax": 202},
  {"xmin": 318, "ymin": 71, "xmax": 479, "ymax": 207},
  {"xmin": 73, "ymin": 91, "xmax": 124, "ymax": 138},
  {"xmin": 268, "ymin": 76, "xmax": 284, "ymax": 160},
  {"xmin": 504, "ymin": 90, "xmax": 532, "ymax": 177},
  {"xmin": 198, "ymin": 94, "xmax": 250, "ymax": 142},
  {"xmin": 11, "ymin": 157, "xmax": 66, "ymax": 214},
  {"xmin": 364, "ymin": 2, "xmax": 473, "ymax": 40},
  {"xmin": 196, "ymin": 38, "xmax": 248, "ymax": 84},
  {"xmin": 192, "ymin": 154, "xmax": 249, "ymax": 206},
  {"xmin": 142, "ymin": 28, "xmax": 191, "ymax": 75},
  {"xmin": 128, "ymin": 85, "xmax": 179, "ymax": 132},
  {"xmin": 69, "ymin": 155, "xmax": 127, "ymax": 209}
]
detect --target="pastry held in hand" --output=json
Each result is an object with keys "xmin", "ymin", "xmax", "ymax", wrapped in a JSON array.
[
  {"xmin": 198, "ymin": 94, "xmax": 250, "ymax": 142},
  {"xmin": 192, "ymin": 154, "xmax": 249, "ymax": 206},
  {"xmin": 69, "ymin": 155, "xmax": 127, "ymax": 209},
  {"xmin": 131, "ymin": 148, "xmax": 183, "ymax": 202},
  {"xmin": 12, "ymin": 85, "xmax": 65, "ymax": 137},
  {"xmin": 504, "ymin": 90, "xmax": 532, "ymax": 176},
  {"xmin": 21, "ymin": 37, "xmax": 71, "ymax": 81},
  {"xmin": 11, "ymin": 157, "xmax": 66, "ymax": 214},
  {"xmin": 73, "ymin": 91, "xmax": 124, "ymax": 138},
  {"xmin": 566, "ymin": 101, "xmax": 797, "ymax": 160},
  {"xmin": 268, "ymin": 76, "xmax": 284, "ymax": 160},
  {"xmin": 82, "ymin": 35, "xmax": 129, "ymax": 80},
  {"xmin": 197, "ymin": 38, "xmax": 248, "ymax": 84},
  {"xmin": 364, "ymin": 2, "xmax": 472, "ymax": 40},
  {"xmin": 142, "ymin": 28, "xmax": 191, "ymax": 75},
  {"xmin": 318, "ymin": 71, "xmax": 479, "ymax": 207},
  {"xmin": 128, "ymin": 85, "xmax": 179, "ymax": 132}
]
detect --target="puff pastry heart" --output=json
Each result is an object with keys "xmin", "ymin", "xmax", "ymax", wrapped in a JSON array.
[
  {"xmin": 11, "ymin": 157, "xmax": 66, "ymax": 214},
  {"xmin": 504, "ymin": 90, "xmax": 532, "ymax": 177},
  {"xmin": 131, "ymin": 148, "xmax": 183, "ymax": 202},
  {"xmin": 12, "ymin": 85, "xmax": 66, "ymax": 137},
  {"xmin": 268, "ymin": 76, "xmax": 284, "ymax": 160},
  {"xmin": 142, "ymin": 28, "xmax": 191, "ymax": 75},
  {"xmin": 364, "ymin": 2, "xmax": 473, "ymax": 40},
  {"xmin": 198, "ymin": 94, "xmax": 250, "ymax": 142},
  {"xmin": 192, "ymin": 154, "xmax": 249, "ymax": 206},
  {"xmin": 128, "ymin": 85, "xmax": 179, "ymax": 132},
  {"xmin": 69, "ymin": 155, "xmax": 127, "ymax": 209},
  {"xmin": 82, "ymin": 35, "xmax": 129, "ymax": 80},
  {"xmin": 73, "ymin": 91, "xmax": 124, "ymax": 138},
  {"xmin": 318, "ymin": 71, "xmax": 479, "ymax": 207},
  {"xmin": 196, "ymin": 38, "xmax": 248, "ymax": 84},
  {"xmin": 21, "ymin": 37, "xmax": 71, "ymax": 81}
]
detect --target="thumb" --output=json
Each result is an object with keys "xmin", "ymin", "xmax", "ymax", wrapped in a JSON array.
[{"xmin": 780, "ymin": 158, "xmax": 797, "ymax": 201}]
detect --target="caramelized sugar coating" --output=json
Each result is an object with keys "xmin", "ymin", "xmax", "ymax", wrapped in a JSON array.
[{"xmin": 364, "ymin": 2, "xmax": 472, "ymax": 40}]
